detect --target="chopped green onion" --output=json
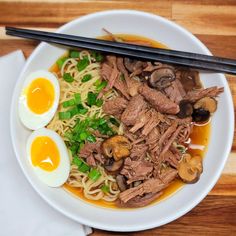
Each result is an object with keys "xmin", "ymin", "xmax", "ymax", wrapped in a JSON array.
[
  {"xmin": 88, "ymin": 168, "xmax": 101, "ymax": 181},
  {"xmin": 62, "ymin": 99, "xmax": 76, "ymax": 108},
  {"xmin": 98, "ymin": 118, "xmax": 106, "ymax": 125},
  {"xmin": 63, "ymin": 73, "xmax": 74, "ymax": 83},
  {"xmin": 87, "ymin": 92, "xmax": 97, "ymax": 106},
  {"xmin": 79, "ymin": 162, "xmax": 90, "ymax": 173},
  {"xmin": 79, "ymin": 132, "xmax": 88, "ymax": 141},
  {"xmin": 77, "ymin": 104, "xmax": 88, "ymax": 114},
  {"xmin": 70, "ymin": 145, "xmax": 78, "ymax": 155},
  {"xmin": 69, "ymin": 106, "xmax": 79, "ymax": 117},
  {"xmin": 59, "ymin": 111, "xmax": 71, "ymax": 120},
  {"xmin": 120, "ymin": 74, "xmax": 125, "ymax": 81},
  {"xmin": 69, "ymin": 50, "xmax": 80, "ymax": 58},
  {"xmin": 101, "ymin": 184, "xmax": 110, "ymax": 193},
  {"xmin": 72, "ymin": 157, "xmax": 83, "ymax": 168},
  {"xmin": 74, "ymin": 93, "xmax": 81, "ymax": 104},
  {"xmin": 64, "ymin": 132, "xmax": 73, "ymax": 141},
  {"xmin": 109, "ymin": 117, "xmax": 120, "ymax": 126},
  {"xmin": 86, "ymin": 134, "xmax": 96, "ymax": 143},
  {"xmin": 96, "ymin": 80, "xmax": 108, "ymax": 92},
  {"xmin": 56, "ymin": 57, "xmax": 68, "ymax": 69},
  {"xmin": 77, "ymin": 56, "xmax": 89, "ymax": 71},
  {"xmin": 95, "ymin": 99, "xmax": 103, "ymax": 107},
  {"xmin": 94, "ymin": 79, "xmax": 102, "ymax": 87},
  {"xmin": 91, "ymin": 51, "xmax": 104, "ymax": 62},
  {"xmin": 82, "ymin": 74, "xmax": 92, "ymax": 83}
]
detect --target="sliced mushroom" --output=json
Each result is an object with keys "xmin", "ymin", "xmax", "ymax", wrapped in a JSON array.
[
  {"xmin": 104, "ymin": 158, "xmax": 124, "ymax": 172},
  {"xmin": 148, "ymin": 68, "xmax": 175, "ymax": 89},
  {"xmin": 124, "ymin": 58, "xmax": 145, "ymax": 73},
  {"xmin": 116, "ymin": 174, "xmax": 127, "ymax": 191},
  {"xmin": 178, "ymin": 154, "xmax": 203, "ymax": 183},
  {"xmin": 194, "ymin": 97, "xmax": 217, "ymax": 113},
  {"xmin": 177, "ymin": 100, "xmax": 193, "ymax": 118},
  {"xmin": 192, "ymin": 108, "xmax": 210, "ymax": 123},
  {"xmin": 102, "ymin": 135, "xmax": 131, "ymax": 161}
]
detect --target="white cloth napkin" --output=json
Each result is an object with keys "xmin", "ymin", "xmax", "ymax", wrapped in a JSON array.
[{"xmin": 0, "ymin": 51, "xmax": 92, "ymax": 236}]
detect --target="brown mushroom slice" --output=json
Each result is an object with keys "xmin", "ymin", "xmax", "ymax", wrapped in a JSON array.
[
  {"xmin": 104, "ymin": 159, "xmax": 124, "ymax": 172},
  {"xmin": 148, "ymin": 68, "xmax": 175, "ymax": 89},
  {"xmin": 177, "ymin": 100, "xmax": 193, "ymax": 118},
  {"xmin": 194, "ymin": 97, "xmax": 217, "ymax": 113},
  {"xmin": 178, "ymin": 154, "xmax": 203, "ymax": 183},
  {"xmin": 102, "ymin": 135, "xmax": 131, "ymax": 161},
  {"xmin": 116, "ymin": 174, "xmax": 127, "ymax": 191},
  {"xmin": 124, "ymin": 58, "xmax": 144, "ymax": 73}
]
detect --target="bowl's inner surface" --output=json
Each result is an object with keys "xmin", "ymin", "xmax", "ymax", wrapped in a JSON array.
[{"xmin": 11, "ymin": 10, "xmax": 234, "ymax": 231}]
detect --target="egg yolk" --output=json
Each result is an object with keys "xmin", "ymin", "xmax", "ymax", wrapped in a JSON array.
[
  {"xmin": 31, "ymin": 136, "xmax": 60, "ymax": 172},
  {"xmin": 27, "ymin": 78, "xmax": 55, "ymax": 114}
]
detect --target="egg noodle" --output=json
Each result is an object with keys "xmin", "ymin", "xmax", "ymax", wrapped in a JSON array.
[{"xmin": 47, "ymin": 50, "xmax": 120, "ymax": 201}]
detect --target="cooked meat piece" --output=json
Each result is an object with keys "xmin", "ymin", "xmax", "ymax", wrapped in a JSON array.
[
  {"xmin": 121, "ymin": 157, "xmax": 153, "ymax": 184},
  {"xmin": 79, "ymin": 141, "xmax": 104, "ymax": 164},
  {"xmin": 117, "ymin": 191, "xmax": 163, "ymax": 208},
  {"xmin": 102, "ymin": 96, "xmax": 128, "ymax": 119},
  {"xmin": 164, "ymin": 150, "xmax": 180, "ymax": 168},
  {"xmin": 117, "ymin": 57, "xmax": 142, "ymax": 96},
  {"xmin": 130, "ymin": 143, "xmax": 149, "ymax": 160},
  {"xmin": 119, "ymin": 168, "xmax": 177, "ymax": 203},
  {"xmin": 146, "ymin": 127, "xmax": 161, "ymax": 151},
  {"xmin": 129, "ymin": 109, "xmax": 149, "ymax": 133},
  {"xmin": 142, "ymin": 109, "xmax": 162, "ymax": 136},
  {"xmin": 124, "ymin": 58, "xmax": 146, "ymax": 75},
  {"xmin": 121, "ymin": 94, "xmax": 147, "ymax": 126},
  {"xmin": 164, "ymin": 80, "xmax": 186, "ymax": 104},
  {"xmin": 144, "ymin": 62, "xmax": 162, "ymax": 72},
  {"xmin": 86, "ymin": 154, "xmax": 96, "ymax": 166},
  {"xmin": 184, "ymin": 86, "xmax": 224, "ymax": 102},
  {"xmin": 101, "ymin": 61, "xmax": 130, "ymax": 99},
  {"xmin": 177, "ymin": 123, "xmax": 193, "ymax": 143},
  {"xmin": 139, "ymin": 84, "xmax": 180, "ymax": 114}
]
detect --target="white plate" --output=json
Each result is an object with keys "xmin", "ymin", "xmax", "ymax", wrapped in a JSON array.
[{"xmin": 10, "ymin": 10, "xmax": 234, "ymax": 231}]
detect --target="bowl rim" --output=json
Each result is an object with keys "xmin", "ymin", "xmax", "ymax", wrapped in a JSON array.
[{"xmin": 10, "ymin": 10, "xmax": 235, "ymax": 232}]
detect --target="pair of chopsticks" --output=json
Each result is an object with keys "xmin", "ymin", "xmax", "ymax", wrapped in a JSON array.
[{"xmin": 5, "ymin": 26, "xmax": 236, "ymax": 75}]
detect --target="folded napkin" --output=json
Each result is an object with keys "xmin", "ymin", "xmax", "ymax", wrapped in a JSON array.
[{"xmin": 0, "ymin": 51, "xmax": 92, "ymax": 236}]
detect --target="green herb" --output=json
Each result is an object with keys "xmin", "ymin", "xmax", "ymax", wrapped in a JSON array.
[
  {"xmin": 96, "ymin": 81, "xmax": 108, "ymax": 92},
  {"xmin": 72, "ymin": 157, "xmax": 83, "ymax": 167},
  {"xmin": 77, "ymin": 104, "xmax": 88, "ymax": 114},
  {"xmin": 120, "ymin": 74, "xmax": 125, "ymax": 81},
  {"xmin": 95, "ymin": 99, "xmax": 103, "ymax": 107},
  {"xmin": 59, "ymin": 111, "xmax": 71, "ymax": 120},
  {"xmin": 74, "ymin": 93, "xmax": 81, "ymax": 104},
  {"xmin": 94, "ymin": 79, "xmax": 102, "ymax": 87},
  {"xmin": 79, "ymin": 162, "xmax": 90, "ymax": 173},
  {"xmin": 88, "ymin": 168, "xmax": 101, "ymax": 181},
  {"xmin": 70, "ymin": 145, "xmax": 78, "ymax": 155},
  {"xmin": 56, "ymin": 57, "xmax": 68, "ymax": 69},
  {"xmin": 109, "ymin": 117, "xmax": 120, "ymax": 126},
  {"xmin": 82, "ymin": 74, "xmax": 92, "ymax": 83},
  {"xmin": 68, "ymin": 106, "xmax": 79, "ymax": 117},
  {"xmin": 69, "ymin": 50, "xmax": 80, "ymax": 58},
  {"xmin": 86, "ymin": 134, "xmax": 96, "ymax": 143},
  {"xmin": 62, "ymin": 99, "xmax": 76, "ymax": 108},
  {"xmin": 63, "ymin": 73, "xmax": 74, "ymax": 83},
  {"xmin": 64, "ymin": 132, "xmax": 73, "ymax": 141},
  {"xmin": 77, "ymin": 56, "xmax": 89, "ymax": 71},
  {"xmin": 101, "ymin": 184, "xmax": 110, "ymax": 193},
  {"xmin": 79, "ymin": 132, "xmax": 88, "ymax": 141},
  {"xmin": 91, "ymin": 51, "xmax": 104, "ymax": 62},
  {"xmin": 87, "ymin": 92, "xmax": 98, "ymax": 106}
]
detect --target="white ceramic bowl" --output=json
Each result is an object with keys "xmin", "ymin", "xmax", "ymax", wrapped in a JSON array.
[{"xmin": 11, "ymin": 10, "xmax": 234, "ymax": 231}]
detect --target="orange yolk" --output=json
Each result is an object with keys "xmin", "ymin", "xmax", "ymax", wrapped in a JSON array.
[
  {"xmin": 27, "ymin": 78, "xmax": 55, "ymax": 114},
  {"xmin": 31, "ymin": 136, "xmax": 60, "ymax": 171}
]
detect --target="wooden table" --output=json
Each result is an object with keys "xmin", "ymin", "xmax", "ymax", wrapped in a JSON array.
[{"xmin": 1, "ymin": 0, "xmax": 235, "ymax": 235}]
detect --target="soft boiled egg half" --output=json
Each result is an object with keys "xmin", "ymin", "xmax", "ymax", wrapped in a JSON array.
[
  {"xmin": 26, "ymin": 128, "xmax": 70, "ymax": 187},
  {"xmin": 19, "ymin": 70, "xmax": 60, "ymax": 130}
]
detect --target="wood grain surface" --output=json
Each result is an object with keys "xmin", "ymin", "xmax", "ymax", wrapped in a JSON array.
[{"xmin": 0, "ymin": 0, "xmax": 235, "ymax": 235}]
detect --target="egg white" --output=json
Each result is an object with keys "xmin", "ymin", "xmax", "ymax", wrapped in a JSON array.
[
  {"xmin": 26, "ymin": 128, "xmax": 70, "ymax": 187},
  {"xmin": 18, "ymin": 70, "xmax": 60, "ymax": 130}
]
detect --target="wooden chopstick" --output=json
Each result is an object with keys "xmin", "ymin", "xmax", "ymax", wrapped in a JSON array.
[{"xmin": 5, "ymin": 26, "xmax": 236, "ymax": 75}]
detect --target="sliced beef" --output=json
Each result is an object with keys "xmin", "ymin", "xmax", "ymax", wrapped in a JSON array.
[
  {"xmin": 129, "ymin": 109, "xmax": 149, "ymax": 133},
  {"xmin": 117, "ymin": 191, "xmax": 163, "ymax": 208},
  {"xmin": 117, "ymin": 57, "xmax": 142, "ymax": 97},
  {"xmin": 139, "ymin": 84, "xmax": 180, "ymax": 114},
  {"xmin": 164, "ymin": 79, "xmax": 186, "ymax": 104},
  {"xmin": 130, "ymin": 142, "xmax": 149, "ymax": 160},
  {"xmin": 121, "ymin": 94, "xmax": 147, "ymax": 126},
  {"xmin": 86, "ymin": 154, "xmax": 96, "ymax": 166},
  {"xmin": 121, "ymin": 158, "xmax": 153, "ymax": 184},
  {"xmin": 102, "ymin": 96, "xmax": 128, "ymax": 119},
  {"xmin": 79, "ymin": 141, "xmax": 104, "ymax": 165},
  {"xmin": 163, "ymin": 150, "xmax": 180, "ymax": 168},
  {"xmin": 184, "ymin": 86, "xmax": 224, "ymax": 102},
  {"xmin": 146, "ymin": 127, "xmax": 160, "ymax": 151},
  {"xmin": 119, "ymin": 168, "xmax": 177, "ymax": 203}
]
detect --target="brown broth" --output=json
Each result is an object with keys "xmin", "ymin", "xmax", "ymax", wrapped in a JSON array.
[{"xmin": 55, "ymin": 34, "xmax": 211, "ymax": 209}]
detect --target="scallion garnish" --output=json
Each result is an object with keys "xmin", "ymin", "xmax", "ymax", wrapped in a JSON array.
[
  {"xmin": 59, "ymin": 111, "xmax": 71, "ymax": 120},
  {"xmin": 101, "ymin": 184, "xmax": 110, "ymax": 193},
  {"xmin": 63, "ymin": 73, "xmax": 74, "ymax": 83},
  {"xmin": 56, "ymin": 57, "xmax": 68, "ymax": 69},
  {"xmin": 96, "ymin": 80, "xmax": 108, "ymax": 92},
  {"xmin": 62, "ymin": 99, "xmax": 76, "ymax": 108},
  {"xmin": 77, "ymin": 56, "xmax": 89, "ymax": 71},
  {"xmin": 69, "ymin": 50, "xmax": 80, "ymax": 58},
  {"xmin": 88, "ymin": 168, "xmax": 101, "ymax": 181},
  {"xmin": 82, "ymin": 74, "xmax": 92, "ymax": 83},
  {"xmin": 74, "ymin": 93, "xmax": 81, "ymax": 104}
]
